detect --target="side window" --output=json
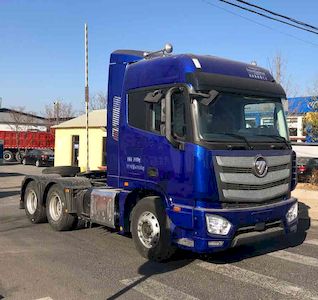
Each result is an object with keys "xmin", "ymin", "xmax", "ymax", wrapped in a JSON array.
[
  {"xmin": 171, "ymin": 92, "xmax": 186, "ymax": 139},
  {"xmin": 150, "ymin": 102, "xmax": 161, "ymax": 133},
  {"xmin": 128, "ymin": 91, "xmax": 147, "ymax": 130},
  {"xmin": 128, "ymin": 90, "xmax": 163, "ymax": 134}
]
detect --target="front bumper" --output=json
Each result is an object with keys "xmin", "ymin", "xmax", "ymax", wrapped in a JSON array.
[{"xmin": 170, "ymin": 197, "xmax": 298, "ymax": 253}]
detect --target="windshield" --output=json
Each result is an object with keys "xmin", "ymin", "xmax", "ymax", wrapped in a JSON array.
[{"xmin": 194, "ymin": 93, "xmax": 289, "ymax": 142}]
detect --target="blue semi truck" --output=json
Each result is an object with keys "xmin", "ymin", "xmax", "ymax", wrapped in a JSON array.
[{"xmin": 21, "ymin": 45, "xmax": 298, "ymax": 261}]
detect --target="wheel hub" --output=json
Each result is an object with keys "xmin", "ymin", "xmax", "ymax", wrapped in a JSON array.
[
  {"xmin": 26, "ymin": 190, "xmax": 37, "ymax": 214},
  {"xmin": 49, "ymin": 192, "xmax": 63, "ymax": 221},
  {"xmin": 137, "ymin": 211, "xmax": 160, "ymax": 249}
]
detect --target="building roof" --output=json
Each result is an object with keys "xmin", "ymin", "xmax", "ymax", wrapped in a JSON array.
[
  {"xmin": 0, "ymin": 108, "xmax": 47, "ymax": 125},
  {"xmin": 53, "ymin": 109, "xmax": 106, "ymax": 129}
]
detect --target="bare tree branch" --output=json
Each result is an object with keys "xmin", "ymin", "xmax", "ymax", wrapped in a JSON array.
[
  {"xmin": 90, "ymin": 92, "xmax": 107, "ymax": 110},
  {"xmin": 267, "ymin": 52, "xmax": 298, "ymax": 98},
  {"xmin": 43, "ymin": 100, "xmax": 76, "ymax": 127}
]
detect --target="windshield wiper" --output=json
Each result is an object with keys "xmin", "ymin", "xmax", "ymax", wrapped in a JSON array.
[
  {"xmin": 255, "ymin": 134, "xmax": 291, "ymax": 149},
  {"xmin": 219, "ymin": 133, "xmax": 253, "ymax": 150}
]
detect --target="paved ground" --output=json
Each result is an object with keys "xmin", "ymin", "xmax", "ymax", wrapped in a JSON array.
[{"xmin": 1, "ymin": 164, "xmax": 318, "ymax": 300}]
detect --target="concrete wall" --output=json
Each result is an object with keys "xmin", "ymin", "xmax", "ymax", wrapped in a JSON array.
[{"xmin": 54, "ymin": 127, "xmax": 106, "ymax": 171}]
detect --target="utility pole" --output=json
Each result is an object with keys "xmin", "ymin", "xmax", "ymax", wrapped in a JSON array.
[
  {"xmin": 85, "ymin": 23, "xmax": 90, "ymax": 172},
  {"xmin": 54, "ymin": 101, "xmax": 60, "ymax": 125}
]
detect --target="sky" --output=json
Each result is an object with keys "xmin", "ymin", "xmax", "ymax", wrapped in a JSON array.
[{"xmin": 0, "ymin": 0, "xmax": 317, "ymax": 114}]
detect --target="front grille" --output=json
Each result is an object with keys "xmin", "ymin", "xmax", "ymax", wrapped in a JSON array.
[
  {"xmin": 215, "ymin": 154, "xmax": 292, "ymax": 203},
  {"xmin": 224, "ymin": 178, "xmax": 290, "ymax": 191},
  {"xmin": 221, "ymin": 164, "xmax": 289, "ymax": 174},
  {"xmin": 221, "ymin": 195, "xmax": 287, "ymax": 208}
]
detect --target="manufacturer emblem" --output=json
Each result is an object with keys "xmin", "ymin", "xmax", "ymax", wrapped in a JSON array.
[{"xmin": 253, "ymin": 156, "xmax": 268, "ymax": 178}]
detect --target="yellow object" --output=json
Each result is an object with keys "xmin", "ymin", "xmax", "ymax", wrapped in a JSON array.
[{"xmin": 53, "ymin": 110, "xmax": 106, "ymax": 172}]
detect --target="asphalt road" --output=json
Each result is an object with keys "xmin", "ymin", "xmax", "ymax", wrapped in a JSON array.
[{"xmin": 1, "ymin": 164, "xmax": 318, "ymax": 300}]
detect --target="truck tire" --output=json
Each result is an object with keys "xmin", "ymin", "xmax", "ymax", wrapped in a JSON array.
[
  {"xmin": 15, "ymin": 151, "xmax": 25, "ymax": 163},
  {"xmin": 3, "ymin": 150, "xmax": 14, "ymax": 162},
  {"xmin": 24, "ymin": 181, "xmax": 47, "ymax": 223},
  {"xmin": 46, "ymin": 184, "xmax": 77, "ymax": 231},
  {"xmin": 42, "ymin": 166, "xmax": 80, "ymax": 177},
  {"xmin": 131, "ymin": 196, "xmax": 176, "ymax": 261}
]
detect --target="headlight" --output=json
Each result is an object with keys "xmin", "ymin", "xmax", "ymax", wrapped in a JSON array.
[
  {"xmin": 286, "ymin": 202, "xmax": 298, "ymax": 224},
  {"xmin": 206, "ymin": 214, "xmax": 232, "ymax": 235}
]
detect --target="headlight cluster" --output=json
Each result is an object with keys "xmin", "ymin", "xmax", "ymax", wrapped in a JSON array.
[
  {"xmin": 286, "ymin": 202, "xmax": 298, "ymax": 224},
  {"xmin": 206, "ymin": 214, "xmax": 232, "ymax": 235}
]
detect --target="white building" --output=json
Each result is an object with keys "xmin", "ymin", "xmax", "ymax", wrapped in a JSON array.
[{"xmin": 0, "ymin": 108, "xmax": 48, "ymax": 132}]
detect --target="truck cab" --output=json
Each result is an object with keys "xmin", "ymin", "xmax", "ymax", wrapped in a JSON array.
[{"xmin": 21, "ymin": 46, "xmax": 298, "ymax": 261}]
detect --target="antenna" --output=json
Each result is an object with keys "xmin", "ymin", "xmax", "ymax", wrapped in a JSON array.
[
  {"xmin": 85, "ymin": 23, "xmax": 90, "ymax": 172},
  {"xmin": 143, "ymin": 43, "xmax": 173, "ymax": 59}
]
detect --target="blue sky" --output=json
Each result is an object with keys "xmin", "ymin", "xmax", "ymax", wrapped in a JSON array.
[{"xmin": 0, "ymin": 0, "xmax": 317, "ymax": 114}]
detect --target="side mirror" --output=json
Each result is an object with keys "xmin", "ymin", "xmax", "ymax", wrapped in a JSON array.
[{"xmin": 165, "ymin": 87, "xmax": 185, "ymax": 150}]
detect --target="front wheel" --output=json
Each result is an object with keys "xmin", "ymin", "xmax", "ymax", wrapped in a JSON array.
[
  {"xmin": 46, "ymin": 184, "xmax": 77, "ymax": 231},
  {"xmin": 131, "ymin": 196, "xmax": 176, "ymax": 261}
]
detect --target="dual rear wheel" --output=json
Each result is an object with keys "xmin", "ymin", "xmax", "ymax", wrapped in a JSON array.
[
  {"xmin": 24, "ymin": 182, "xmax": 77, "ymax": 230},
  {"xmin": 24, "ymin": 183, "xmax": 174, "ymax": 261}
]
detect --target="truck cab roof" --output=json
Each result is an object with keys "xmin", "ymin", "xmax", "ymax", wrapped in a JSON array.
[{"xmin": 109, "ymin": 49, "xmax": 285, "ymax": 98}]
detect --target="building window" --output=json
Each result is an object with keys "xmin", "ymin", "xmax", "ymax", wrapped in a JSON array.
[
  {"xmin": 102, "ymin": 137, "xmax": 106, "ymax": 166},
  {"xmin": 72, "ymin": 135, "xmax": 79, "ymax": 167}
]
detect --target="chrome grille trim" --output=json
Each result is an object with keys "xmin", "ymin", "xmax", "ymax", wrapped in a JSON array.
[
  {"xmin": 220, "ymin": 169, "xmax": 290, "ymax": 185},
  {"xmin": 216, "ymin": 155, "xmax": 291, "ymax": 168},
  {"xmin": 224, "ymin": 178, "xmax": 289, "ymax": 190},
  {"xmin": 215, "ymin": 154, "xmax": 292, "ymax": 203},
  {"xmin": 223, "ymin": 183, "xmax": 289, "ymax": 201},
  {"xmin": 221, "ymin": 164, "xmax": 289, "ymax": 173}
]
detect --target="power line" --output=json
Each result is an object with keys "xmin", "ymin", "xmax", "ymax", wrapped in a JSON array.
[
  {"xmin": 235, "ymin": 0, "xmax": 318, "ymax": 32},
  {"xmin": 218, "ymin": 0, "xmax": 318, "ymax": 36},
  {"xmin": 200, "ymin": 0, "xmax": 318, "ymax": 47}
]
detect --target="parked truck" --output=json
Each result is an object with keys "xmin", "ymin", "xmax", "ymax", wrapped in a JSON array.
[
  {"xmin": 0, "ymin": 130, "xmax": 54, "ymax": 162},
  {"xmin": 20, "ymin": 45, "xmax": 298, "ymax": 261}
]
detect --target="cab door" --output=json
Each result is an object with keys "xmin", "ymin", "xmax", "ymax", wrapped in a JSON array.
[{"xmin": 119, "ymin": 86, "xmax": 195, "ymax": 207}]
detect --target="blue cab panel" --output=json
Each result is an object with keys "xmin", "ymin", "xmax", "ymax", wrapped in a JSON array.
[{"xmin": 106, "ymin": 49, "xmax": 297, "ymax": 254}]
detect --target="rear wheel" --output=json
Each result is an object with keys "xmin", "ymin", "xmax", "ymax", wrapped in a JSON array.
[
  {"xmin": 24, "ymin": 181, "xmax": 47, "ymax": 223},
  {"xmin": 15, "ymin": 151, "xmax": 24, "ymax": 163},
  {"xmin": 131, "ymin": 196, "xmax": 176, "ymax": 261},
  {"xmin": 3, "ymin": 150, "xmax": 14, "ymax": 162},
  {"xmin": 46, "ymin": 184, "xmax": 77, "ymax": 231}
]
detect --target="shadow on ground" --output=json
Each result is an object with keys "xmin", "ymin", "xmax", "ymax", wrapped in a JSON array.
[
  {"xmin": 107, "ymin": 251, "xmax": 196, "ymax": 300},
  {"xmin": 0, "ymin": 172, "xmax": 25, "ymax": 178},
  {"xmin": 0, "ymin": 190, "xmax": 20, "ymax": 199}
]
